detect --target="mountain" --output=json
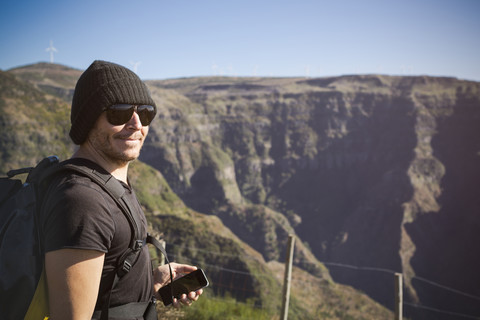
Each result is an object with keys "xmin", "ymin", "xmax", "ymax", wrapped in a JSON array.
[
  {"xmin": 144, "ymin": 74, "xmax": 480, "ymax": 319},
  {"xmin": 0, "ymin": 67, "xmax": 74, "ymax": 173},
  {"xmin": 8, "ymin": 62, "xmax": 82, "ymax": 102},
  {"xmin": 1, "ymin": 63, "xmax": 393, "ymax": 319},
  {"xmin": 3, "ymin": 62, "xmax": 480, "ymax": 319}
]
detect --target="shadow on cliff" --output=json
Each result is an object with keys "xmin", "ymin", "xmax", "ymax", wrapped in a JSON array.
[
  {"xmin": 405, "ymin": 90, "xmax": 480, "ymax": 319},
  {"xmin": 272, "ymin": 93, "xmax": 417, "ymax": 309}
]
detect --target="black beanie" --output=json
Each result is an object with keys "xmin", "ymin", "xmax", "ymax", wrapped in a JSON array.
[{"xmin": 69, "ymin": 60, "xmax": 156, "ymax": 145}]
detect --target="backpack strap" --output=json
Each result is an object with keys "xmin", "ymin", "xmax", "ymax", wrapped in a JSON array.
[
  {"xmin": 46, "ymin": 160, "xmax": 174, "ymax": 319},
  {"xmin": 59, "ymin": 162, "xmax": 142, "ymax": 245},
  {"xmin": 91, "ymin": 302, "xmax": 150, "ymax": 319},
  {"xmin": 91, "ymin": 236, "xmax": 173, "ymax": 320}
]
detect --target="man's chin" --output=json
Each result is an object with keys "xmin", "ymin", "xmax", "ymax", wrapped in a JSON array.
[
  {"xmin": 120, "ymin": 152, "xmax": 140, "ymax": 163},
  {"xmin": 113, "ymin": 142, "xmax": 143, "ymax": 160},
  {"xmin": 109, "ymin": 149, "xmax": 141, "ymax": 164}
]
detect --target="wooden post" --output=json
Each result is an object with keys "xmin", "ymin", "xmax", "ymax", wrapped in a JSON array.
[
  {"xmin": 395, "ymin": 273, "xmax": 403, "ymax": 320},
  {"xmin": 280, "ymin": 235, "xmax": 295, "ymax": 320},
  {"xmin": 159, "ymin": 239, "xmax": 166, "ymax": 266}
]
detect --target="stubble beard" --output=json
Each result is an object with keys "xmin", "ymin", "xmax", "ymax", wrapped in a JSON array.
[{"xmin": 89, "ymin": 130, "xmax": 144, "ymax": 166}]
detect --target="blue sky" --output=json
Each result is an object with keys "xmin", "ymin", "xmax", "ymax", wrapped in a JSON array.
[{"xmin": 1, "ymin": 0, "xmax": 479, "ymax": 81}]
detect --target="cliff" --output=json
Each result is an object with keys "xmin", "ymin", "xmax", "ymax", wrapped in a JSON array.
[
  {"xmin": 2, "ymin": 63, "xmax": 479, "ymax": 319},
  {"xmin": 145, "ymin": 74, "xmax": 480, "ymax": 318}
]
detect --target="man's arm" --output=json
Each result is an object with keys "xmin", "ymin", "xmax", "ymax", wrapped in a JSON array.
[{"xmin": 45, "ymin": 248, "xmax": 105, "ymax": 320}]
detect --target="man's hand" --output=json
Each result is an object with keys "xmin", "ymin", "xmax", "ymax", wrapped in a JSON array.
[{"xmin": 153, "ymin": 262, "xmax": 204, "ymax": 308}]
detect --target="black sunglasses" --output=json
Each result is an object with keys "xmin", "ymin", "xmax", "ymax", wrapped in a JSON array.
[{"xmin": 103, "ymin": 104, "xmax": 156, "ymax": 126}]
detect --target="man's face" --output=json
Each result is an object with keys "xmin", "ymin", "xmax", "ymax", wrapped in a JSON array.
[{"xmin": 86, "ymin": 111, "xmax": 149, "ymax": 165}]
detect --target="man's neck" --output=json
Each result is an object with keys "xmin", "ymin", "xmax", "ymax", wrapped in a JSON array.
[{"xmin": 72, "ymin": 147, "xmax": 130, "ymax": 184}]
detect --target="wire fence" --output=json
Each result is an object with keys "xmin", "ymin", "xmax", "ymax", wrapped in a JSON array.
[{"xmin": 161, "ymin": 242, "xmax": 480, "ymax": 319}]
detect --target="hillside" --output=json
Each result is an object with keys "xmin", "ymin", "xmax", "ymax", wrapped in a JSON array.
[
  {"xmin": 8, "ymin": 62, "xmax": 82, "ymax": 102},
  {"xmin": 145, "ymin": 74, "xmax": 480, "ymax": 319},
  {"xmin": 1, "ymin": 64, "xmax": 393, "ymax": 319},
  {"xmin": 0, "ymin": 69, "xmax": 74, "ymax": 172},
  {"xmin": 3, "ymin": 62, "xmax": 480, "ymax": 319}
]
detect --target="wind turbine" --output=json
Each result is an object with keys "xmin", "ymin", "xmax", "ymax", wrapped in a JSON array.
[
  {"xmin": 211, "ymin": 62, "xmax": 218, "ymax": 76},
  {"xmin": 130, "ymin": 61, "xmax": 141, "ymax": 73},
  {"xmin": 305, "ymin": 65, "xmax": 311, "ymax": 78},
  {"xmin": 253, "ymin": 65, "xmax": 259, "ymax": 76},
  {"xmin": 46, "ymin": 40, "xmax": 58, "ymax": 64}
]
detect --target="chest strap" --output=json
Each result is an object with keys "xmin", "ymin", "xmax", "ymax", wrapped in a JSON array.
[{"xmin": 47, "ymin": 161, "xmax": 174, "ymax": 319}]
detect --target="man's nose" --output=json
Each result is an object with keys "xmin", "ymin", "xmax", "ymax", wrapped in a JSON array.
[{"xmin": 126, "ymin": 111, "xmax": 143, "ymax": 129}]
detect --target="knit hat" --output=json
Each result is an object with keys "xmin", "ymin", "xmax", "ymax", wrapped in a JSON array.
[{"xmin": 69, "ymin": 60, "xmax": 156, "ymax": 145}]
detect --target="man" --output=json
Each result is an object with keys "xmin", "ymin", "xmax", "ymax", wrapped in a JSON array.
[{"xmin": 41, "ymin": 60, "xmax": 202, "ymax": 319}]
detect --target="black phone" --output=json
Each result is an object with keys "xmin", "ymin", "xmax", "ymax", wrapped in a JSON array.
[{"xmin": 158, "ymin": 268, "xmax": 209, "ymax": 306}]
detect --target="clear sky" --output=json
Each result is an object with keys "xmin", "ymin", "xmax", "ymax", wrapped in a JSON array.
[{"xmin": 1, "ymin": 0, "xmax": 479, "ymax": 81}]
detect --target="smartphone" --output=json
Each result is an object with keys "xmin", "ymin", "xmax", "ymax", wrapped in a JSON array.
[{"xmin": 158, "ymin": 268, "xmax": 209, "ymax": 306}]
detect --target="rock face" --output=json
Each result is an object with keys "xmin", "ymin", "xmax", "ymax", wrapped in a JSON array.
[
  {"xmin": 4, "ymin": 64, "xmax": 479, "ymax": 318},
  {"xmin": 144, "ymin": 75, "xmax": 480, "ymax": 317}
]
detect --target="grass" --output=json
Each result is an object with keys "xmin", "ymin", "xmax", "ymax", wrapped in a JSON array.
[{"xmin": 181, "ymin": 293, "xmax": 274, "ymax": 320}]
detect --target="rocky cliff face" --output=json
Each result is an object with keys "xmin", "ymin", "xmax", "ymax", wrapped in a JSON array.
[
  {"xmin": 404, "ymin": 84, "xmax": 480, "ymax": 315},
  {"xmin": 144, "ymin": 75, "xmax": 480, "ymax": 317},
  {"xmin": 3, "ymin": 64, "xmax": 479, "ymax": 318}
]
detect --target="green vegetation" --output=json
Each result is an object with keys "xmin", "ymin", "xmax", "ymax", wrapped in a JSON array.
[
  {"xmin": 155, "ymin": 293, "xmax": 274, "ymax": 320},
  {"xmin": 129, "ymin": 161, "xmax": 185, "ymax": 215},
  {"xmin": 182, "ymin": 293, "xmax": 273, "ymax": 320},
  {"xmin": 6, "ymin": 63, "xmax": 478, "ymax": 319},
  {"xmin": 0, "ymin": 70, "xmax": 73, "ymax": 173}
]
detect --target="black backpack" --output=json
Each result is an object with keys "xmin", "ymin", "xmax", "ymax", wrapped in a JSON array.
[{"xmin": 0, "ymin": 156, "xmax": 172, "ymax": 320}]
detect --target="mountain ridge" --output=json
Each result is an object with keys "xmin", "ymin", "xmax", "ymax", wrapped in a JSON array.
[{"xmin": 3, "ymin": 62, "xmax": 480, "ymax": 319}]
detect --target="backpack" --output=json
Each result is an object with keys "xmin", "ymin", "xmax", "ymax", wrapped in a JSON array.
[{"xmin": 0, "ymin": 156, "xmax": 173, "ymax": 320}]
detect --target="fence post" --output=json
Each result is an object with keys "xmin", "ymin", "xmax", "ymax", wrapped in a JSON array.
[
  {"xmin": 280, "ymin": 234, "xmax": 295, "ymax": 320},
  {"xmin": 395, "ymin": 273, "xmax": 403, "ymax": 320},
  {"xmin": 159, "ymin": 239, "xmax": 166, "ymax": 266}
]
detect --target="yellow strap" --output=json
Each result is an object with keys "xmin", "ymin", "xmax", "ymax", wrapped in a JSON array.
[{"xmin": 24, "ymin": 268, "xmax": 49, "ymax": 320}]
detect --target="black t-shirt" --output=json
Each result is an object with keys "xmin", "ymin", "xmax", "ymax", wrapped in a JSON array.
[{"xmin": 40, "ymin": 158, "xmax": 153, "ymax": 311}]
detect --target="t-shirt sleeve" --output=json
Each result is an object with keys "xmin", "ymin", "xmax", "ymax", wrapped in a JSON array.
[{"xmin": 43, "ymin": 179, "xmax": 116, "ymax": 253}]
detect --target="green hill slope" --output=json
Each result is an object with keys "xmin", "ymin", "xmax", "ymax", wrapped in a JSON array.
[{"xmin": 1, "ymin": 63, "xmax": 395, "ymax": 319}]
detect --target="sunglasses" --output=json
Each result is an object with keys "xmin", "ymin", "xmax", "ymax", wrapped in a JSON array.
[{"xmin": 103, "ymin": 104, "xmax": 156, "ymax": 126}]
